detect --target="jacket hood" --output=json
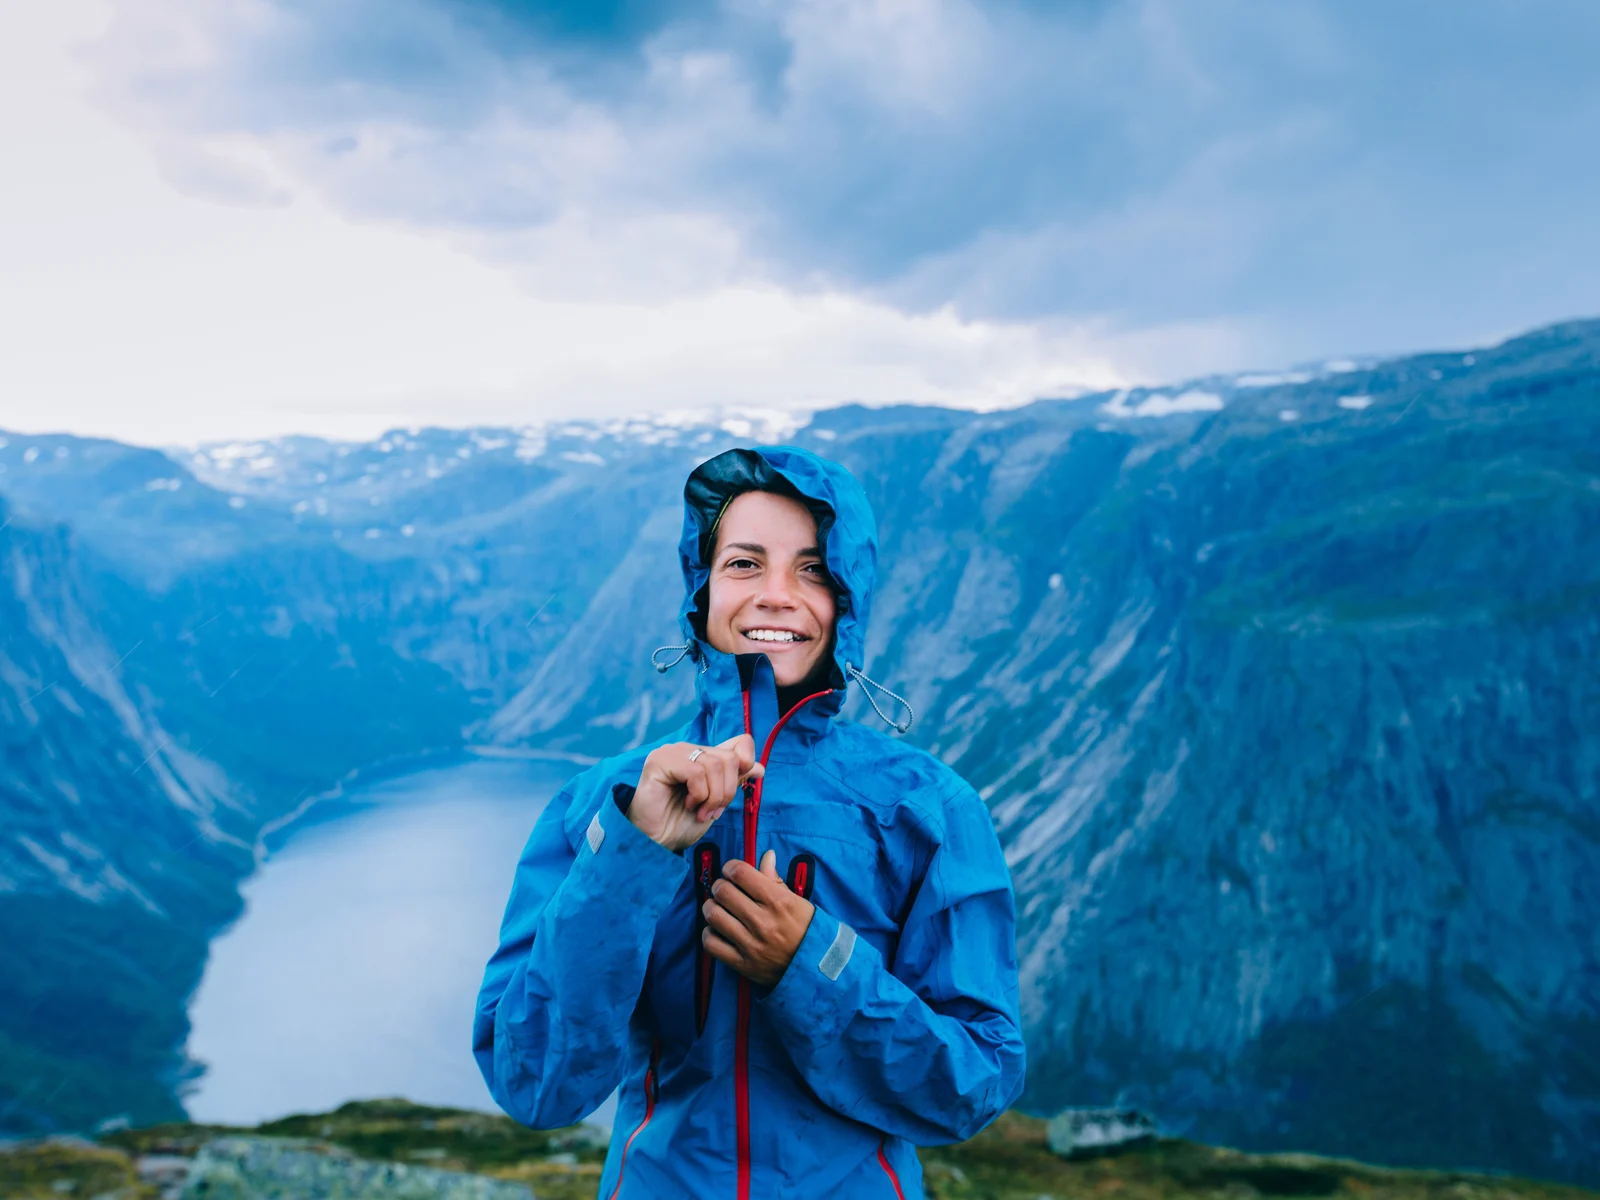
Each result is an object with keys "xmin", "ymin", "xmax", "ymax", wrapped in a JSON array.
[{"xmin": 676, "ymin": 445, "xmax": 877, "ymax": 692}]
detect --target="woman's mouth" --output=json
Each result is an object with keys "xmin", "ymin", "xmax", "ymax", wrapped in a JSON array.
[{"xmin": 740, "ymin": 628, "xmax": 809, "ymax": 644}]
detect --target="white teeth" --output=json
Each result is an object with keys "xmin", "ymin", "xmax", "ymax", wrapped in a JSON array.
[{"xmin": 745, "ymin": 629, "xmax": 800, "ymax": 643}]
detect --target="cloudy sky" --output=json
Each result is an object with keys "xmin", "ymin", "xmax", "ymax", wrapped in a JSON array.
[{"xmin": 3, "ymin": 0, "xmax": 1598, "ymax": 446}]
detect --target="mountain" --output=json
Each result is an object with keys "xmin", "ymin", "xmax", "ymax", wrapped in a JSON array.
[
  {"xmin": 0, "ymin": 500, "xmax": 252, "ymax": 1131},
  {"xmin": 0, "ymin": 321, "xmax": 1596, "ymax": 1181}
]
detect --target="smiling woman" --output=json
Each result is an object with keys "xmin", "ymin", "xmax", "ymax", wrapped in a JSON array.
[
  {"xmin": 703, "ymin": 490, "xmax": 837, "ymax": 693},
  {"xmin": 473, "ymin": 445, "xmax": 1026, "ymax": 1199}
]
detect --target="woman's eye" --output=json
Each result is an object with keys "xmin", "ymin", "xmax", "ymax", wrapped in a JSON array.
[{"xmin": 725, "ymin": 557, "xmax": 759, "ymax": 571}]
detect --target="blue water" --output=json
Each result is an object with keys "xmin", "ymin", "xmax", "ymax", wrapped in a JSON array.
[{"xmin": 184, "ymin": 755, "xmax": 576, "ymax": 1126}]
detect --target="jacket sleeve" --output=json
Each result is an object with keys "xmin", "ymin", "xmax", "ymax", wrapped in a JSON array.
[
  {"xmin": 758, "ymin": 782, "xmax": 1026, "ymax": 1144},
  {"xmin": 473, "ymin": 780, "xmax": 689, "ymax": 1128}
]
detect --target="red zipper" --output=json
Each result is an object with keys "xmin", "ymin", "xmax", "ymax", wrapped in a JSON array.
[
  {"xmin": 876, "ymin": 1137, "xmax": 907, "ymax": 1199},
  {"xmin": 735, "ymin": 686, "xmax": 834, "ymax": 1200},
  {"xmin": 608, "ymin": 1038, "xmax": 660, "ymax": 1200}
]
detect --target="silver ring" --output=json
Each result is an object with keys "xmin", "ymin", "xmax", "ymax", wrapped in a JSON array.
[{"xmin": 687, "ymin": 747, "xmax": 704, "ymax": 763}]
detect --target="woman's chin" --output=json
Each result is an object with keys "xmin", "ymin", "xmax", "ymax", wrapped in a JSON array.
[
  {"xmin": 771, "ymin": 657, "xmax": 830, "ymax": 690},
  {"xmin": 709, "ymin": 632, "xmax": 830, "ymax": 687}
]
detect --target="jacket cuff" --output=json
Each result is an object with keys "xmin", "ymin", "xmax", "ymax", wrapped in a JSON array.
[
  {"xmin": 759, "ymin": 905, "xmax": 867, "ymax": 1040},
  {"xmin": 565, "ymin": 785, "xmax": 688, "ymax": 917}
]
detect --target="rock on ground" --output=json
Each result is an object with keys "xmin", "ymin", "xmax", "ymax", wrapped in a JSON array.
[
  {"xmin": 181, "ymin": 1136, "xmax": 534, "ymax": 1200},
  {"xmin": 1047, "ymin": 1108, "xmax": 1159, "ymax": 1158}
]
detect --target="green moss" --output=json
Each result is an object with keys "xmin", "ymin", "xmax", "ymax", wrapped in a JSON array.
[
  {"xmin": 254, "ymin": 1098, "xmax": 606, "ymax": 1171},
  {"xmin": 921, "ymin": 1112, "xmax": 1599, "ymax": 1200},
  {"xmin": 0, "ymin": 1138, "xmax": 154, "ymax": 1200},
  {"xmin": 0, "ymin": 1100, "xmax": 1572, "ymax": 1200}
]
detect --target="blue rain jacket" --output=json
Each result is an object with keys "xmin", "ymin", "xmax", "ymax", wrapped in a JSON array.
[{"xmin": 474, "ymin": 446, "xmax": 1025, "ymax": 1199}]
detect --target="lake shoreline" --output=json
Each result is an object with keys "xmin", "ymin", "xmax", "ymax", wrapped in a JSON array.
[
  {"xmin": 256, "ymin": 744, "xmax": 598, "ymax": 859},
  {"xmin": 186, "ymin": 756, "xmax": 575, "ymax": 1125}
]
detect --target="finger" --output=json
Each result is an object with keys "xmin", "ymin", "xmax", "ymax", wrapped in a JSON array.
[
  {"xmin": 707, "ymin": 748, "xmax": 739, "ymax": 807},
  {"xmin": 684, "ymin": 759, "xmax": 711, "ymax": 806},
  {"xmin": 641, "ymin": 745, "xmax": 680, "ymax": 786},
  {"xmin": 715, "ymin": 737, "xmax": 764, "ymax": 786},
  {"xmin": 722, "ymin": 857, "xmax": 782, "ymax": 904},
  {"xmin": 702, "ymin": 926, "xmax": 748, "ymax": 967},
  {"xmin": 706, "ymin": 749, "xmax": 741, "ymax": 816},
  {"xmin": 656, "ymin": 744, "xmax": 695, "ymax": 787},
  {"xmin": 716, "ymin": 863, "xmax": 782, "ymax": 922},
  {"xmin": 708, "ymin": 878, "xmax": 767, "ymax": 929},
  {"xmin": 717, "ymin": 733, "xmax": 757, "ymax": 776},
  {"xmin": 760, "ymin": 849, "xmax": 779, "ymax": 880},
  {"xmin": 702, "ymin": 897, "xmax": 759, "ymax": 945},
  {"xmin": 684, "ymin": 748, "xmax": 725, "ymax": 814}
]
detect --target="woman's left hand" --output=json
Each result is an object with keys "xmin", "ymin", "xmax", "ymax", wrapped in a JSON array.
[{"xmin": 701, "ymin": 850, "xmax": 816, "ymax": 988}]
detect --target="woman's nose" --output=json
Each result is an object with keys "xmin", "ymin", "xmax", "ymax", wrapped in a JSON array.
[{"xmin": 756, "ymin": 574, "xmax": 799, "ymax": 607}]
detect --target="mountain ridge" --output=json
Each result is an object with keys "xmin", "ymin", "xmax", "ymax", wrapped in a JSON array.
[{"xmin": 1, "ymin": 317, "xmax": 1596, "ymax": 1181}]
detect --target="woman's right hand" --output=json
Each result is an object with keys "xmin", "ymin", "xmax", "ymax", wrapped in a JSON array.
[{"xmin": 628, "ymin": 735, "xmax": 764, "ymax": 851}]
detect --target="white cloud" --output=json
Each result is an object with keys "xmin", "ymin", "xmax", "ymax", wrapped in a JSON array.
[
  {"xmin": 1, "ymin": 1, "xmax": 1231, "ymax": 447},
  {"xmin": 17, "ymin": 1, "xmax": 1584, "ymax": 448},
  {"xmin": 76, "ymin": 0, "xmax": 1600, "ymax": 369}
]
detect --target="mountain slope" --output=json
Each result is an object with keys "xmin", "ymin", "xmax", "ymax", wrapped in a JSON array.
[
  {"xmin": 0, "ymin": 323, "xmax": 1596, "ymax": 1180},
  {"xmin": 0, "ymin": 501, "xmax": 253, "ymax": 1131},
  {"xmin": 854, "ymin": 323, "xmax": 1600, "ymax": 1175}
]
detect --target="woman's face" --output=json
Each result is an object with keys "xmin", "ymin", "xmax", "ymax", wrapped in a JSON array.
[{"xmin": 705, "ymin": 490, "xmax": 837, "ymax": 687}]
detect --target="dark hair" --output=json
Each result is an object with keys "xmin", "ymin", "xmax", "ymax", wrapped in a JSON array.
[
  {"xmin": 683, "ymin": 448, "xmax": 844, "ymax": 642},
  {"xmin": 684, "ymin": 448, "xmax": 835, "ymax": 567}
]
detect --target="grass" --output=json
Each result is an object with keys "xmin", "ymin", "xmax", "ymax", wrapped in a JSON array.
[
  {"xmin": 918, "ymin": 1111, "xmax": 1596, "ymax": 1200},
  {"xmin": 3, "ymin": 1099, "xmax": 1595, "ymax": 1200},
  {"xmin": 0, "ymin": 1136, "xmax": 154, "ymax": 1200}
]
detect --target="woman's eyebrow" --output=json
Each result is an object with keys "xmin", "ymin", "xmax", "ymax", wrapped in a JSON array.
[{"xmin": 721, "ymin": 542, "xmax": 824, "ymax": 557}]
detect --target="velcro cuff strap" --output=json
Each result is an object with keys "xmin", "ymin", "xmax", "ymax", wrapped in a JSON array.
[{"xmin": 818, "ymin": 922, "xmax": 856, "ymax": 981}]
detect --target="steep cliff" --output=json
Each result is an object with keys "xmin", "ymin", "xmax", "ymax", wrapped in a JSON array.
[
  {"xmin": 0, "ymin": 501, "xmax": 253, "ymax": 1131},
  {"xmin": 851, "ymin": 323, "xmax": 1600, "ymax": 1177}
]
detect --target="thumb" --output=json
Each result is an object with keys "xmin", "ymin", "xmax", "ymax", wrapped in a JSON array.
[
  {"xmin": 719, "ymin": 733, "xmax": 762, "ymax": 781},
  {"xmin": 760, "ymin": 849, "xmax": 779, "ymax": 880}
]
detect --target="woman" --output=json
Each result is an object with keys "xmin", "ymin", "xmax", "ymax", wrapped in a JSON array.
[{"xmin": 474, "ymin": 446, "xmax": 1025, "ymax": 1199}]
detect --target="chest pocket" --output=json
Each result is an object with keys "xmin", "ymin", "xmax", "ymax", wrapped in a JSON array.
[{"xmin": 769, "ymin": 817, "xmax": 908, "ymax": 952}]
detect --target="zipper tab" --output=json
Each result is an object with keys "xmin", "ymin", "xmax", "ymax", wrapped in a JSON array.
[{"xmin": 785, "ymin": 852, "xmax": 817, "ymax": 900}]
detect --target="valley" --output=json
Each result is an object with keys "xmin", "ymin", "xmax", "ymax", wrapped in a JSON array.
[{"xmin": 1, "ymin": 319, "xmax": 1597, "ymax": 1182}]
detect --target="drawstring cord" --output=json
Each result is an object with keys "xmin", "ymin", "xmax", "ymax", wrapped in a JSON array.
[
  {"xmin": 651, "ymin": 641, "xmax": 698, "ymax": 673},
  {"xmin": 846, "ymin": 663, "xmax": 915, "ymax": 734}
]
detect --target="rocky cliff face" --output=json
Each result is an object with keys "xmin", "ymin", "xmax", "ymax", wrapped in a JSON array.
[
  {"xmin": 1, "ymin": 322, "xmax": 1595, "ymax": 1181},
  {"xmin": 0, "ymin": 502, "xmax": 253, "ymax": 1131},
  {"xmin": 865, "ymin": 325, "xmax": 1600, "ymax": 1178}
]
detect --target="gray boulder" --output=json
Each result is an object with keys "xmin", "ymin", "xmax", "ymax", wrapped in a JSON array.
[
  {"xmin": 181, "ymin": 1137, "xmax": 534, "ymax": 1200},
  {"xmin": 1046, "ymin": 1108, "xmax": 1159, "ymax": 1159}
]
